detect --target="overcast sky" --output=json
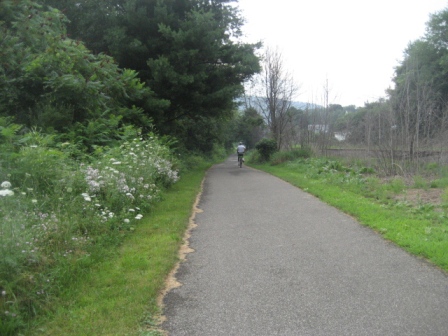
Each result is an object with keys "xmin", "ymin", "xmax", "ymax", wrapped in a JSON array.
[{"xmin": 237, "ymin": 0, "xmax": 448, "ymax": 107}]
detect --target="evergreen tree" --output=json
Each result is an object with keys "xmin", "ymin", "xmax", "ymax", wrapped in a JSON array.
[{"xmin": 40, "ymin": 0, "xmax": 262, "ymax": 151}]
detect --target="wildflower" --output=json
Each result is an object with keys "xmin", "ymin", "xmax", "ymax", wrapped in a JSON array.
[
  {"xmin": 1, "ymin": 291, "xmax": 5, "ymax": 296},
  {"xmin": 81, "ymin": 193, "xmax": 92, "ymax": 202},
  {"xmin": 0, "ymin": 189, "xmax": 14, "ymax": 196},
  {"xmin": 32, "ymin": 199, "xmax": 37, "ymax": 203},
  {"xmin": 66, "ymin": 187, "xmax": 73, "ymax": 193},
  {"xmin": 1, "ymin": 181, "xmax": 12, "ymax": 189},
  {"xmin": 129, "ymin": 208, "xmax": 135, "ymax": 212},
  {"xmin": 124, "ymin": 219, "xmax": 130, "ymax": 223},
  {"xmin": 135, "ymin": 214, "xmax": 143, "ymax": 220}
]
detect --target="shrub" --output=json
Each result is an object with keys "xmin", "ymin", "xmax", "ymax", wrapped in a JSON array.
[
  {"xmin": 255, "ymin": 138, "xmax": 277, "ymax": 162},
  {"xmin": 270, "ymin": 148, "xmax": 313, "ymax": 165},
  {"xmin": 0, "ymin": 131, "xmax": 179, "ymax": 335}
]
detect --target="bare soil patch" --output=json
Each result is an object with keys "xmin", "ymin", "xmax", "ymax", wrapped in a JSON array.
[{"xmin": 395, "ymin": 188, "xmax": 444, "ymax": 206}]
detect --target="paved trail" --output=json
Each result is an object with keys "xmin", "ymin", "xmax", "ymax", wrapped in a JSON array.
[{"xmin": 162, "ymin": 156, "xmax": 448, "ymax": 335}]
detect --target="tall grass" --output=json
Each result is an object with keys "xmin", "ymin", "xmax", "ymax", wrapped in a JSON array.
[
  {"xmin": 25, "ymin": 163, "xmax": 209, "ymax": 336},
  {"xmin": 0, "ymin": 135, "xmax": 179, "ymax": 335}
]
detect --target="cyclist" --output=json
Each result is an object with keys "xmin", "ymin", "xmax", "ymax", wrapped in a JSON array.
[{"xmin": 236, "ymin": 141, "xmax": 246, "ymax": 167}]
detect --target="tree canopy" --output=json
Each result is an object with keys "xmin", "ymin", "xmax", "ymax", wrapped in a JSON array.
[
  {"xmin": 0, "ymin": 0, "xmax": 155, "ymax": 151},
  {"xmin": 39, "ymin": 0, "xmax": 261, "ymax": 151}
]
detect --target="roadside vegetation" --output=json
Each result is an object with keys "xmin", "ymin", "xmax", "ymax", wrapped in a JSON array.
[
  {"xmin": 24, "ymin": 158, "xmax": 211, "ymax": 336},
  {"xmin": 248, "ymin": 149, "xmax": 448, "ymax": 272},
  {"xmin": 0, "ymin": 124, "xmax": 179, "ymax": 334}
]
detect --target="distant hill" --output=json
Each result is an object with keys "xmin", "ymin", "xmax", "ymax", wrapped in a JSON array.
[{"xmin": 236, "ymin": 96, "xmax": 321, "ymax": 111}]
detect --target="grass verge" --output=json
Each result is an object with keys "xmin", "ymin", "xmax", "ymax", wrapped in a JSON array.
[
  {"xmin": 249, "ymin": 161, "xmax": 448, "ymax": 272},
  {"xmin": 25, "ymin": 164, "xmax": 210, "ymax": 336}
]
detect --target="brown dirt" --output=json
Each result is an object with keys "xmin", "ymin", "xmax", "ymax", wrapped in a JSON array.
[
  {"xmin": 153, "ymin": 178, "xmax": 204, "ymax": 331},
  {"xmin": 395, "ymin": 188, "xmax": 444, "ymax": 206}
]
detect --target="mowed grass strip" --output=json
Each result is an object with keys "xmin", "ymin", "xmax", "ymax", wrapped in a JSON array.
[
  {"xmin": 251, "ymin": 162, "xmax": 448, "ymax": 272},
  {"xmin": 28, "ymin": 165, "xmax": 209, "ymax": 336}
]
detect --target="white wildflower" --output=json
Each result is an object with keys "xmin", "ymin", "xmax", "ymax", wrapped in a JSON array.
[
  {"xmin": 0, "ymin": 189, "xmax": 14, "ymax": 197},
  {"xmin": 1, "ymin": 181, "xmax": 11, "ymax": 189}
]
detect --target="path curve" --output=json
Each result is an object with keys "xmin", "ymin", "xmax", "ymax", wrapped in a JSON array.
[{"xmin": 162, "ymin": 155, "xmax": 448, "ymax": 335}]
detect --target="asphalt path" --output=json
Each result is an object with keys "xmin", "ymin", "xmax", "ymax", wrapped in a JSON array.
[{"xmin": 162, "ymin": 155, "xmax": 448, "ymax": 335}]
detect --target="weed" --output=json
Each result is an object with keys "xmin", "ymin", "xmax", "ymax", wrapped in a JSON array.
[
  {"xmin": 387, "ymin": 177, "xmax": 406, "ymax": 194},
  {"xmin": 413, "ymin": 175, "xmax": 429, "ymax": 190},
  {"xmin": 442, "ymin": 188, "xmax": 448, "ymax": 207},
  {"xmin": 0, "ymin": 134, "xmax": 179, "ymax": 334}
]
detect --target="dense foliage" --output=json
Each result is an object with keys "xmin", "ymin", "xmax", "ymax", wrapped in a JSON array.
[
  {"xmin": 39, "ymin": 0, "xmax": 261, "ymax": 152},
  {"xmin": 0, "ymin": 1, "xmax": 156, "ymax": 152},
  {"xmin": 0, "ymin": 119, "xmax": 179, "ymax": 334},
  {"xmin": 255, "ymin": 138, "xmax": 278, "ymax": 162},
  {"xmin": 231, "ymin": 107, "xmax": 265, "ymax": 149}
]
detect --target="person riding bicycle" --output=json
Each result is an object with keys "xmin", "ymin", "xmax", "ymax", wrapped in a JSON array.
[{"xmin": 236, "ymin": 142, "xmax": 246, "ymax": 165}]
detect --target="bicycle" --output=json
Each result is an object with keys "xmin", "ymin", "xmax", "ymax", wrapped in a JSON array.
[{"xmin": 238, "ymin": 154, "xmax": 244, "ymax": 168}]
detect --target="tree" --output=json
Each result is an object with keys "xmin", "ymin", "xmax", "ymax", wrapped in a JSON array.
[
  {"xmin": 0, "ymin": 0, "xmax": 153, "ymax": 151},
  {"xmin": 254, "ymin": 47, "xmax": 298, "ymax": 150},
  {"xmin": 388, "ymin": 6, "xmax": 448, "ymax": 165},
  {"xmin": 232, "ymin": 107, "xmax": 265, "ymax": 149},
  {"xmin": 40, "ymin": 0, "xmax": 262, "ymax": 152},
  {"xmin": 390, "ymin": 39, "xmax": 445, "ymax": 162}
]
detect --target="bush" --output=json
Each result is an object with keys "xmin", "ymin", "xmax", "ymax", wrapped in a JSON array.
[
  {"xmin": 271, "ymin": 148, "xmax": 313, "ymax": 165},
  {"xmin": 0, "ymin": 131, "xmax": 179, "ymax": 335},
  {"xmin": 255, "ymin": 139, "xmax": 277, "ymax": 162}
]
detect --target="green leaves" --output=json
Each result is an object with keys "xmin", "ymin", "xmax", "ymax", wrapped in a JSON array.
[
  {"xmin": 38, "ymin": 0, "xmax": 261, "ymax": 151},
  {"xmin": 0, "ymin": 0, "xmax": 155, "ymax": 151},
  {"xmin": 255, "ymin": 138, "xmax": 278, "ymax": 162}
]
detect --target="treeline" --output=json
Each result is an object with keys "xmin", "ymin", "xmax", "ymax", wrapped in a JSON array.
[
  {"xmin": 247, "ymin": 6, "xmax": 448, "ymax": 174},
  {"xmin": 331, "ymin": 6, "xmax": 448, "ymax": 172},
  {"xmin": 0, "ymin": 0, "xmax": 261, "ymax": 153}
]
